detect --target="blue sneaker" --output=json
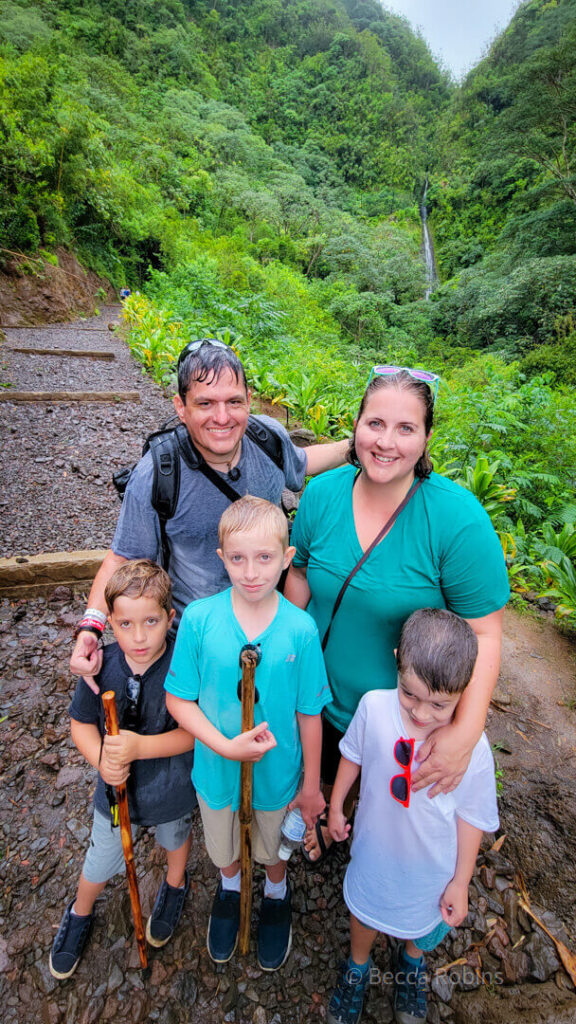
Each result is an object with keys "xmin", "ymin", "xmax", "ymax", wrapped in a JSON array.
[
  {"xmin": 207, "ymin": 881, "xmax": 240, "ymax": 963},
  {"xmin": 327, "ymin": 959, "xmax": 371, "ymax": 1024},
  {"xmin": 146, "ymin": 870, "xmax": 190, "ymax": 948},
  {"xmin": 49, "ymin": 901, "xmax": 94, "ymax": 980},
  {"xmin": 257, "ymin": 881, "xmax": 292, "ymax": 971},
  {"xmin": 393, "ymin": 946, "xmax": 427, "ymax": 1024}
]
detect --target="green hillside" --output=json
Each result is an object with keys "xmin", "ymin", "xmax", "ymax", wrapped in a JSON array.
[{"xmin": 1, "ymin": 0, "xmax": 576, "ymax": 621}]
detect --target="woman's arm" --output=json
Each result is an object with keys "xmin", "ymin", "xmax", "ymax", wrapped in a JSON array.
[
  {"xmin": 284, "ymin": 564, "xmax": 311, "ymax": 609},
  {"xmin": 412, "ymin": 607, "xmax": 505, "ymax": 797}
]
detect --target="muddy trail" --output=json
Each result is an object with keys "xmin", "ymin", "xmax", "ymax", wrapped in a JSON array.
[{"xmin": 1, "ymin": 311, "xmax": 576, "ymax": 1024}]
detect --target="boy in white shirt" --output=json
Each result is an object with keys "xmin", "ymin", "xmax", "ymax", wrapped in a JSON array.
[{"xmin": 327, "ymin": 608, "xmax": 499, "ymax": 1024}]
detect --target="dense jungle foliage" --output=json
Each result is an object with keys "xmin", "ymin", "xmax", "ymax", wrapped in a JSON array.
[{"xmin": 1, "ymin": 0, "xmax": 576, "ymax": 621}]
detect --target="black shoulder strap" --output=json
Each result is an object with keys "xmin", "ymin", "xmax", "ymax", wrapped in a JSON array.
[{"xmin": 246, "ymin": 416, "xmax": 284, "ymax": 472}]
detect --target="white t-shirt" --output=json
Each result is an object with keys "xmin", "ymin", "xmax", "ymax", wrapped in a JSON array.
[{"xmin": 341, "ymin": 689, "xmax": 499, "ymax": 938}]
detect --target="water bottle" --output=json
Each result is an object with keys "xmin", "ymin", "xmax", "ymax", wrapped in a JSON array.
[{"xmin": 278, "ymin": 808, "xmax": 306, "ymax": 861}]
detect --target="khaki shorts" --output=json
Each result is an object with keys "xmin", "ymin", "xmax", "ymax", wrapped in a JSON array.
[{"xmin": 197, "ymin": 795, "xmax": 287, "ymax": 868}]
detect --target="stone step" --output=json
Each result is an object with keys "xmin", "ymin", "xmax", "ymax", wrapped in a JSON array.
[
  {"xmin": 7, "ymin": 346, "xmax": 115, "ymax": 360},
  {"xmin": 0, "ymin": 549, "xmax": 106, "ymax": 597},
  {"xmin": 0, "ymin": 390, "xmax": 140, "ymax": 403}
]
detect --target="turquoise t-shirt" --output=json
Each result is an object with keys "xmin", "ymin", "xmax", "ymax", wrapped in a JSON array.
[
  {"xmin": 291, "ymin": 466, "xmax": 510, "ymax": 732},
  {"xmin": 164, "ymin": 589, "xmax": 331, "ymax": 811}
]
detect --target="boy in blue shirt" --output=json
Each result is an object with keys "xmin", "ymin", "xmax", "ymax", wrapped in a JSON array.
[
  {"xmin": 49, "ymin": 560, "xmax": 196, "ymax": 980},
  {"xmin": 166, "ymin": 496, "xmax": 331, "ymax": 971},
  {"xmin": 326, "ymin": 609, "xmax": 499, "ymax": 1024}
]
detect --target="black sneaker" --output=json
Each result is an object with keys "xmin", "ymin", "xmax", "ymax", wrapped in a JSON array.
[
  {"xmin": 327, "ymin": 959, "xmax": 371, "ymax": 1024},
  {"xmin": 146, "ymin": 870, "xmax": 190, "ymax": 948},
  {"xmin": 393, "ymin": 946, "xmax": 427, "ymax": 1024},
  {"xmin": 207, "ymin": 881, "xmax": 241, "ymax": 963},
  {"xmin": 49, "ymin": 901, "xmax": 94, "ymax": 980},
  {"xmin": 257, "ymin": 880, "xmax": 292, "ymax": 971}
]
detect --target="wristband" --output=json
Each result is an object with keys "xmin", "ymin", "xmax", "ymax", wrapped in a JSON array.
[
  {"xmin": 73, "ymin": 620, "xmax": 105, "ymax": 641},
  {"xmin": 85, "ymin": 608, "xmax": 107, "ymax": 627}
]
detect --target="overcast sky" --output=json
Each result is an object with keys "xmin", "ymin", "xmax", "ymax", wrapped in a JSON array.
[{"xmin": 382, "ymin": 1, "xmax": 521, "ymax": 80}]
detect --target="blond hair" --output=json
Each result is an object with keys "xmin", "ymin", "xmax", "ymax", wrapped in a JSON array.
[
  {"xmin": 104, "ymin": 559, "xmax": 172, "ymax": 614},
  {"xmin": 218, "ymin": 495, "xmax": 288, "ymax": 549}
]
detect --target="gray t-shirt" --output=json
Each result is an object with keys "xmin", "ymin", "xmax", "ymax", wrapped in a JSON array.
[{"xmin": 112, "ymin": 415, "xmax": 307, "ymax": 622}]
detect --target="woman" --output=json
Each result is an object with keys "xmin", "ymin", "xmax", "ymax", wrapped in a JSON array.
[{"xmin": 284, "ymin": 366, "xmax": 509, "ymax": 860}]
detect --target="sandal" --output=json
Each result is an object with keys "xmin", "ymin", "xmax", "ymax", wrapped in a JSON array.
[{"xmin": 301, "ymin": 815, "xmax": 333, "ymax": 865}]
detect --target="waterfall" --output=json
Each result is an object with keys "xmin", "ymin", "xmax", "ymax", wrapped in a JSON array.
[{"xmin": 420, "ymin": 175, "xmax": 437, "ymax": 300}]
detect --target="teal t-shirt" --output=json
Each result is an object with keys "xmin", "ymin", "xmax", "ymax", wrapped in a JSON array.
[
  {"xmin": 291, "ymin": 466, "xmax": 510, "ymax": 732},
  {"xmin": 164, "ymin": 589, "xmax": 331, "ymax": 811}
]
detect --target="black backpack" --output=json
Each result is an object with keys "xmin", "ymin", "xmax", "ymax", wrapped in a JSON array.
[{"xmin": 113, "ymin": 416, "xmax": 286, "ymax": 569}]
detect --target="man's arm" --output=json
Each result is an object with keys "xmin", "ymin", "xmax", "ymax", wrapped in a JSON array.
[
  {"xmin": 290, "ymin": 712, "xmax": 325, "ymax": 828},
  {"xmin": 303, "ymin": 438, "xmax": 350, "ymax": 476},
  {"xmin": 70, "ymin": 550, "xmax": 128, "ymax": 677}
]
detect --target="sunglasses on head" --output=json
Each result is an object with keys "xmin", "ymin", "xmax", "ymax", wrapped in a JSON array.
[
  {"xmin": 368, "ymin": 365, "xmax": 440, "ymax": 403},
  {"xmin": 390, "ymin": 737, "xmax": 415, "ymax": 808},
  {"xmin": 123, "ymin": 674, "xmax": 142, "ymax": 731},
  {"xmin": 177, "ymin": 338, "xmax": 228, "ymax": 369}
]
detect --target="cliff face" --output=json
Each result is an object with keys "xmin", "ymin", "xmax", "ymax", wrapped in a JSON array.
[{"xmin": 0, "ymin": 249, "xmax": 116, "ymax": 327}]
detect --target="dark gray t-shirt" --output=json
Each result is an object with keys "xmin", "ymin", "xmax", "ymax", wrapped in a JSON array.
[
  {"xmin": 112, "ymin": 415, "xmax": 307, "ymax": 622},
  {"xmin": 69, "ymin": 641, "xmax": 196, "ymax": 826}
]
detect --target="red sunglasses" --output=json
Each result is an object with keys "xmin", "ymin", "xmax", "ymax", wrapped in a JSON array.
[{"xmin": 390, "ymin": 737, "xmax": 415, "ymax": 808}]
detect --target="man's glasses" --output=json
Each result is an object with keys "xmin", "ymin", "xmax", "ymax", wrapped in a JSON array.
[
  {"xmin": 124, "ymin": 674, "xmax": 142, "ymax": 731},
  {"xmin": 390, "ymin": 737, "xmax": 415, "ymax": 808},
  {"xmin": 177, "ymin": 338, "xmax": 228, "ymax": 369},
  {"xmin": 368, "ymin": 365, "xmax": 440, "ymax": 403}
]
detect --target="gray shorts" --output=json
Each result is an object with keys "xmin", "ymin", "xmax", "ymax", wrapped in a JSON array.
[{"xmin": 82, "ymin": 808, "xmax": 193, "ymax": 884}]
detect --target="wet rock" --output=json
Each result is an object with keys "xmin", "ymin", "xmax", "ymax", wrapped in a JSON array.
[
  {"xmin": 79, "ymin": 994, "xmax": 106, "ymax": 1024},
  {"xmin": 107, "ymin": 962, "xmax": 123, "ymax": 993},
  {"xmin": 55, "ymin": 766, "xmax": 83, "ymax": 790},
  {"xmin": 221, "ymin": 980, "xmax": 239, "ymax": 1013},
  {"xmin": 501, "ymin": 948, "xmax": 531, "ymax": 985},
  {"xmin": 66, "ymin": 817, "xmax": 89, "ymax": 843},
  {"xmin": 252, "ymin": 1006, "xmax": 267, "ymax": 1024},
  {"xmin": 431, "ymin": 972, "xmax": 454, "ymax": 1003},
  {"xmin": 524, "ymin": 931, "xmax": 561, "ymax": 981}
]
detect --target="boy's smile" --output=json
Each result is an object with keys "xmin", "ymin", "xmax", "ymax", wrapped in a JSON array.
[
  {"xmin": 108, "ymin": 594, "xmax": 175, "ymax": 674},
  {"xmin": 397, "ymin": 669, "xmax": 461, "ymax": 741},
  {"xmin": 218, "ymin": 529, "xmax": 295, "ymax": 607}
]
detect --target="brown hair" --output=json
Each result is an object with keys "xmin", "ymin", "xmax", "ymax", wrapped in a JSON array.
[
  {"xmin": 104, "ymin": 559, "xmax": 172, "ymax": 614},
  {"xmin": 218, "ymin": 495, "xmax": 289, "ymax": 550},
  {"xmin": 177, "ymin": 340, "xmax": 248, "ymax": 400},
  {"xmin": 348, "ymin": 371, "xmax": 434, "ymax": 478},
  {"xmin": 396, "ymin": 608, "xmax": 478, "ymax": 695}
]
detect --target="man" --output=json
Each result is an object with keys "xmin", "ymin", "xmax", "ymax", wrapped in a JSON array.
[{"xmin": 71, "ymin": 339, "xmax": 348, "ymax": 677}]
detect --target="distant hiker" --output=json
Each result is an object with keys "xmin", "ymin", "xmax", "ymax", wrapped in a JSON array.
[
  {"xmin": 284, "ymin": 366, "xmax": 509, "ymax": 861},
  {"xmin": 165, "ymin": 497, "xmax": 330, "ymax": 970},
  {"xmin": 70, "ymin": 338, "xmax": 348, "ymax": 680},
  {"xmin": 49, "ymin": 560, "xmax": 195, "ymax": 980},
  {"xmin": 326, "ymin": 609, "xmax": 499, "ymax": 1024}
]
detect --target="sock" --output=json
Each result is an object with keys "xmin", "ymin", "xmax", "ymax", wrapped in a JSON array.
[
  {"xmin": 70, "ymin": 904, "xmax": 91, "ymax": 918},
  {"xmin": 346, "ymin": 955, "xmax": 370, "ymax": 974},
  {"xmin": 221, "ymin": 869, "xmax": 241, "ymax": 893},
  {"xmin": 264, "ymin": 875, "xmax": 287, "ymax": 900},
  {"xmin": 401, "ymin": 946, "xmax": 424, "ymax": 965}
]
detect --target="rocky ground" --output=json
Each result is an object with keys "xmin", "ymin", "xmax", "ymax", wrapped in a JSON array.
[{"xmin": 1, "ymin": 310, "xmax": 576, "ymax": 1024}]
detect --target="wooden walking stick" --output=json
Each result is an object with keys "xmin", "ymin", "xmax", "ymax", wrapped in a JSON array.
[
  {"xmin": 238, "ymin": 644, "xmax": 261, "ymax": 956},
  {"xmin": 102, "ymin": 690, "xmax": 148, "ymax": 970}
]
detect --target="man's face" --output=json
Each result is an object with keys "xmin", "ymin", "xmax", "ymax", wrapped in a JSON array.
[{"xmin": 173, "ymin": 368, "xmax": 251, "ymax": 463}]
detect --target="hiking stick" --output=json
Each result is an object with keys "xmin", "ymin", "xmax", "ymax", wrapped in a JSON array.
[
  {"xmin": 102, "ymin": 690, "xmax": 148, "ymax": 970},
  {"xmin": 238, "ymin": 646, "xmax": 260, "ymax": 956}
]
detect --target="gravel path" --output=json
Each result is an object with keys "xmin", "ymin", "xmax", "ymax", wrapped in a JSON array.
[{"xmin": 1, "ymin": 312, "xmax": 575, "ymax": 1024}]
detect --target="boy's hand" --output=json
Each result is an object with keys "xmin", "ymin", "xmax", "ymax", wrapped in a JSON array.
[
  {"xmin": 327, "ymin": 806, "xmax": 350, "ymax": 843},
  {"xmin": 289, "ymin": 787, "xmax": 325, "ymax": 829},
  {"xmin": 103, "ymin": 730, "xmax": 140, "ymax": 766},
  {"xmin": 227, "ymin": 722, "xmax": 277, "ymax": 761},
  {"xmin": 99, "ymin": 743, "xmax": 130, "ymax": 787},
  {"xmin": 440, "ymin": 879, "xmax": 469, "ymax": 927}
]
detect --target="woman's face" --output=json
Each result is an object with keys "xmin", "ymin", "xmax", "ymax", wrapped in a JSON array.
[{"xmin": 354, "ymin": 386, "xmax": 430, "ymax": 488}]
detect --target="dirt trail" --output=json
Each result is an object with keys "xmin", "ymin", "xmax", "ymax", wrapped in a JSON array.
[{"xmin": 1, "ymin": 311, "xmax": 576, "ymax": 1024}]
